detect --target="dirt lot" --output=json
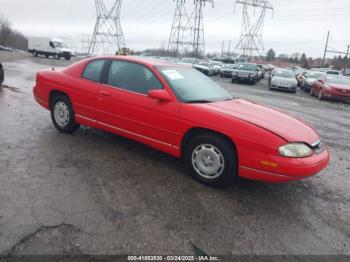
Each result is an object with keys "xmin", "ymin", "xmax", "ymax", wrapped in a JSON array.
[{"xmin": 0, "ymin": 51, "xmax": 349, "ymax": 256}]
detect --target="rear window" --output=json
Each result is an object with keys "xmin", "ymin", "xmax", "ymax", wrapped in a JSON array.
[{"xmin": 82, "ymin": 60, "xmax": 105, "ymax": 82}]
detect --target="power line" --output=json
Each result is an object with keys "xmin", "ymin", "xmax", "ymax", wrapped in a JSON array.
[
  {"xmin": 234, "ymin": 0, "xmax": 274, "ymax": 58},
  {"xmin": 168, "ymin": 0, "xmax": 214, "ymax": 58},
  {"xmin": 89, "ymin": 0, "xmax": 126, "ymax": 55}
]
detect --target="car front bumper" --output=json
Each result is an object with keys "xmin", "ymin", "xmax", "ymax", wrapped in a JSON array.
[
  {"xmin": 322, "ymin": 90, "xmax": 350, "ymax": 102},
  {"xmin": 233, "ymin": 75, "xmax": 256, "ymax": 82},
  {"xmin": 238, "ymin": 146, "xmax": 330, "ymax": 183},
  {"xmin": 271, "ymin": 84, "xmax": 297, "ymax": 91}
]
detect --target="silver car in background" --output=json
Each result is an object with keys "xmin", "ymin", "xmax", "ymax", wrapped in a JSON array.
[
  {"xmin": 219, "ymin": 64, "xmax": 237, "ymax": 78},
  {"xmin": 269, "ymin": 69, "xmax": 298, "ymax": 93}
]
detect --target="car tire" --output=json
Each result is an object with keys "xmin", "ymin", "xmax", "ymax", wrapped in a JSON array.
[
  {"xmin": 231, "ymin": 78, "xmax": 235, "ymax": 83},
  {"xmin": 318, "ymin": 89, "xmax": 324, "ymax": 100},
  {"xmin": 184, "ymin": 133, "xmax": 237, "ymax": 186},
  {"xmin": 33, "ymin": 50, "xmax": 38, "ymax": 57},
  {"xmin": 51, "ymin": 95, "xmax": 80, "ymax": 134},
  {"xmin": 310, "ymin": 88, "xmax": 314, "ymax": 96},
  {"xmin": 54, "ymin": 54, "xmax": 60, "ymax": 60}
]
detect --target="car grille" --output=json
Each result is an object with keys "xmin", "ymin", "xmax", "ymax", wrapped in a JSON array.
[
  {"xmin": 311, "ymin": 140, "xmax": 324, "ymax": 154},
  {"xmin": 238, "ymin": 72, "xmax": 249, "ymax": 77}
]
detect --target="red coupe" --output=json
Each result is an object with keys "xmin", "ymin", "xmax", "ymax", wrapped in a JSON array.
[
  {"xmin": 33, "ymin": 56, "xmax": 329, "ymax": 186},
  {"xmin": 311, "ymin": 74, "xmax": 350, "ymax": 102}
]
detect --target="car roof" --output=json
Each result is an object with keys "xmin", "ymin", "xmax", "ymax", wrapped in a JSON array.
[
  {"xmin": 273, "ymin": 68, "xmax": 293, "ymax": 72},
  {"xmin": 87, "ymin": 55, "xmax": 181, "ymax": 67}
]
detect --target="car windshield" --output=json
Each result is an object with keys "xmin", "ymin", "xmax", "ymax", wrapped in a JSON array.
[
  {"xmin": 326, "ymin": 71, "xmax": 340, "ymax": 75},
  {"xmin": 273, "ymin": 70, "xmax": 295, "ymax": 78},
  {"xmin": 308, "ymin": 72, "xmax": 324, "ymax": 79},
  {"xmin": 53, "ymin": 42, "xmax": 67, "ymax": 48},
  {"xmin": 200, "ymin": 62, "xmax": 209, "ymax": 66},
  {"xmin": 237, "ymin": 64, "xmax": 255, "ymax": 71},
  {"xmin": 327, "ymin": 76, "xmax": 350, "ymax": 85},
  {"xmin": 157, "ymin": 67, "xmax": 233, "ymax": 103}
]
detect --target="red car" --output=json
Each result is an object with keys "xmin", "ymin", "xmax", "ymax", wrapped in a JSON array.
[
  {"xmin": 33, "ymin": 56, "xmax": 329, "ymax": 186},
  {"xmin": 311, "ymin": 74, "xmax": 350, "ymax": 102}
]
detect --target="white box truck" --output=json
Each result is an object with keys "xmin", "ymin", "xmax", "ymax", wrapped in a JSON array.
[{"xmin": 28, "ymin": 37, "xmax": 72, "ymax": 60}]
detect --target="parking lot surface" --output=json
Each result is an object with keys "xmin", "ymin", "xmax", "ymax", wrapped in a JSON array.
[{"xmin": 0, "ymin": 52, "xmax": 349, "ymax": 255}]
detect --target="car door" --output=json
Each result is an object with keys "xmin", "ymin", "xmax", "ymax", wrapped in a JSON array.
[
  {"xmin": 73, "ymin": 59, "xmax": 107, "ymax": 124},
  {"xmin": 97, "ymin": 59, "xmax": 180, "ymax": 149}
]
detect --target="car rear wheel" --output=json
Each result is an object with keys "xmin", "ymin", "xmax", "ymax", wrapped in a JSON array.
[
  {"xmin": 51, "ymin": 95, "xmax": 80, "ymax": 134},
  {"xmin": 184, "ymin": 133, "xmax": 237, "ymax": 186}
]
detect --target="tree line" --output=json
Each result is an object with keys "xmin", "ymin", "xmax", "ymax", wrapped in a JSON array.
[
  {"xmin": 0, "ymin": 15, "xmax": 28, "ymax": 50},
  {"xmin": 266, "ymin": 48, "xmax": 350, "ymax": 70}
]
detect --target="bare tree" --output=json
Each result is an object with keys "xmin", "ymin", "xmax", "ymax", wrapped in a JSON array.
[{"xmin": 0, "ymin": 14, "xmax": 28, "ymax": 50}]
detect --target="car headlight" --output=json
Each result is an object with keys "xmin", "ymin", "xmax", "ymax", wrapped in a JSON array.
[{"xmin": 279, "ymin": 143, "xmax": 313, "ymax": 158}]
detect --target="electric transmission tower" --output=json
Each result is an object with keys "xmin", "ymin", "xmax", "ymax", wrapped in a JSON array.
[
  {"xmin": 234, "ymin": 0, "xmax": 273, "ymax": 58},
  {"xmin": 88, "ymin": 0, "xmax": 126, "ymax": 55},
  {"xmin": 168, "ymin": 0, "xmax": 214, "ymax": 58}
]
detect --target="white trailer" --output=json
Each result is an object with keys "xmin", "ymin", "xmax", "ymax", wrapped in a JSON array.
[{"xmin": 28, "ymin": 37, "xmax": 72, "ymax": 60}]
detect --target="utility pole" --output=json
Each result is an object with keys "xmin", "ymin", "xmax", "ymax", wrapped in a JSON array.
[
  {"xmin": 321, "ymin": 31, "xmax": 330, "ymax": 68},
  {"xmin": 89, "ymin": 0, "xmax": 126, "ymax": 55},
  {"xmin": 168, "ymin": 0, "xmax": 213, "ymax": 58},
  {"xmin": 234, "ymin": 0, "xmax": 273, "ymax": 58},
  {"xmin": 221, "ymin": 41, "xmax": 225, "ymax": 57},
  {"xmin": 227, "ymin": 40, "xmax": 232, "ymax": 56}
]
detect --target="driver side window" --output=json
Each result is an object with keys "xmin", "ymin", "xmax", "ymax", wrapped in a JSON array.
[{"xmin": 107, "ymin": 60, "xmax": 163, "ymax": 95}]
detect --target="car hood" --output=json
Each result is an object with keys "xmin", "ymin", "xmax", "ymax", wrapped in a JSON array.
[
  {"xmin": 272, "ymin": 76, "xmax": 296, "ymax": 82},
  {"xmin": 330, "ymin": 83, "xmax": 350, "ymax": 90},
  {"xmin": 201, "ymin": 99, "xmax": 319, "ymax": 144}
]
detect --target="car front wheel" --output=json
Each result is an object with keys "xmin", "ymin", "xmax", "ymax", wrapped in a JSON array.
[
  {"xmin": 184, "ymin": 133, "xmax": 237, "ymax": 186},
  {"xmin": 51, "ymin": 95, "xmax": 80, "ymax": 134},
  {"xmin": 318, "ymin": 89, "xmax": 324, "ymax": 100}
]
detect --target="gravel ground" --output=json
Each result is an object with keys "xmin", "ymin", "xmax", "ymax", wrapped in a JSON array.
[{"xmin": 0, "ymin": 51, "xmax": 349, "ymax": 256}]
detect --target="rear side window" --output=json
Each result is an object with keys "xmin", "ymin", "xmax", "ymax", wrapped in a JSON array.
[
  {"xmin": 82, "ymin": 60, "xmax": 105, "ymax": 82},
  {"xmin": 107, "ymin": 60, "xmax": 163, "ymax": 95}
]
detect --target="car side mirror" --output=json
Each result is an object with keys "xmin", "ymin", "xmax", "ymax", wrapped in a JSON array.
[
  {"xmin": 148, "ymin": 90, "xmax": 171, "ymax": 102},
  {"xmin": 49, "ymin": 41, "xmax": 55, "ymax": 49}
]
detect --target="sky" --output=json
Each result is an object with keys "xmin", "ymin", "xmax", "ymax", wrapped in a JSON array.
[{"xmin": 0, "ymin": 0, "xmax": 350, "ymax": 58}]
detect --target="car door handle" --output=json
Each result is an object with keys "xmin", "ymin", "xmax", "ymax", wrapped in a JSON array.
[{"xmin": 99, "ymin": 91, "xmax": 110, "ymax": 97}]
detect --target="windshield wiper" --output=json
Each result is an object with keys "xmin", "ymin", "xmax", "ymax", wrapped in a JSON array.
[{"xmin": 186, "ymin": 100, "xmax": 214, "ymax": 104}]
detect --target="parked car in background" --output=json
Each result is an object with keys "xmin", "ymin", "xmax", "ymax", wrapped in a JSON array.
[
  {"xmin": 295, "ymin": 69, "xmax": 308, "ymax": 87},
  {"xmin": 269, "ymin": 69, "xmax": 298, "ymax": 93},
  {"xmin": 209, "ymin": 61, "xmax": 223, "ymax": 74},
  {"xmin": 310, "ymin": 75, "xmax": 350, "ymax": 102},
  {"xmin": 301, "ymin": 71, "xmax": 325, "ymax": 92},
  {"xmin": 232, "ymin": 63, "xmax": 259, "ymax": 84},
  {"xmin": 220, "ymin": 64, "xmax": 237, "ymax": 78},
  {"xmin": 257, "ymin": 64, "xmax": 266, "ymax": 79},
  {"xmin": 340, "ymin": 69, "xmax": 350, "ymax": 77},
  {"xmin": 323, "ymin": 69, "xmax": 341, "ymax": 75},
  {"xmin": 178, "ymin": 57, "xmax": 199, "ymax": 65},
  {"xmin": 0, "ymin": 63, "xmax": 4, "ymax": 86},
  {"xmin": 193, "ymin": 61, "xmax": 216, "ymax": 76},
  {"xmin": 28, "ymin": 37, "xmax": 72, "ymax": 60},
  {"xmin": 33, "ymin": 56, "xmax": 329, "ymax": 185}
]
